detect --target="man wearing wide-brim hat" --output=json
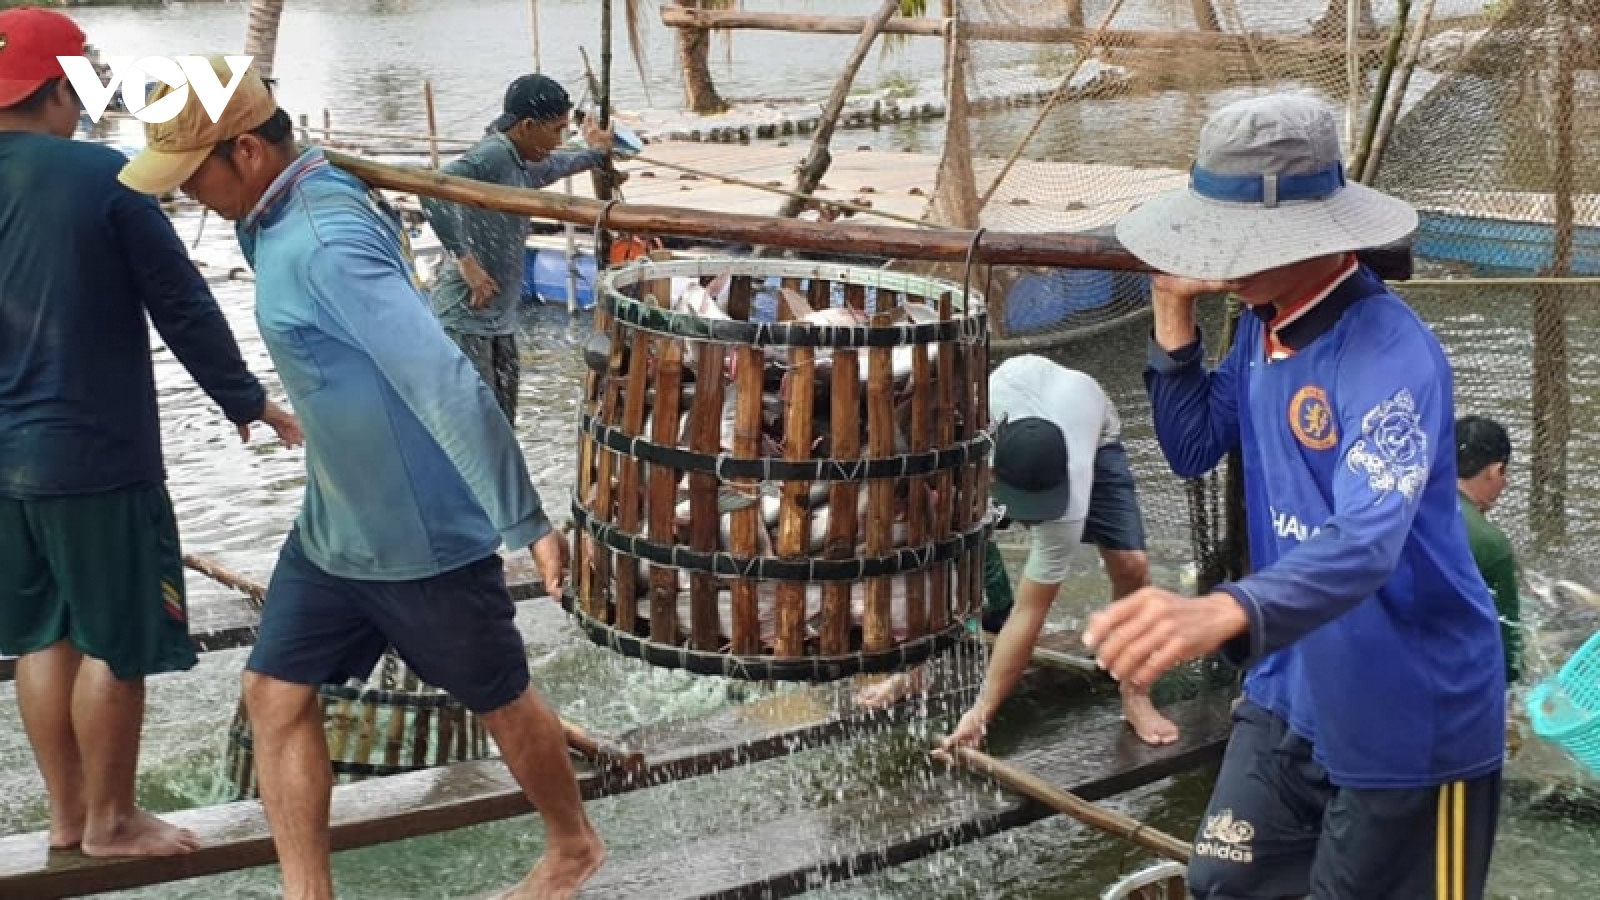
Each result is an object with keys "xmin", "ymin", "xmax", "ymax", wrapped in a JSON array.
[{"xmin": 1085, "ymin": 94, "xmax": 1507, "ymax": 899}]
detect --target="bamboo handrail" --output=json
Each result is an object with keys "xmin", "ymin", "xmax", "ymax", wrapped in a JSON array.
[
  {"xmin": 300, "ymin": 122, "xmax": 948, "ymax": 230},
  {"xmin": 323, "ymin": 149, "xmax": 1152, "ymax": 270},
  {"xmin": 659, "ymin": 6, "xmax": 1387, "ymax": 53},
  {"xmin": 180, "ymin": 552, "xmax": 644, "ymax": 773},
  {"xmin": 953, "ymin": 746, "xmax": 1193, "ymax": 863}
]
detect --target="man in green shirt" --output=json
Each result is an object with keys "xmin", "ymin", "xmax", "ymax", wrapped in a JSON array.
[{"xmin": 1457, "ymin": 415, "xmax": 1522, "ymax": 683}]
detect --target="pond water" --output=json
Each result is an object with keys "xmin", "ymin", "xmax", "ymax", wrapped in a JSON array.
[{"xmin": 3, "ymin": 0, "xmax": 1596, "ymax": 897}]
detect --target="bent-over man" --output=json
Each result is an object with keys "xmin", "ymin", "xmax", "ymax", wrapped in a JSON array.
[{"xmin": 869, "ymin": 356, "xmax": 1179, "ymax": 746}]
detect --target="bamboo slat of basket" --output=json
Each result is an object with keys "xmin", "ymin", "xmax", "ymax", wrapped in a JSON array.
[
  {"xmin": 821, "ymin": 284, "xmax": 864, "ymax": 656},
  {"xmin": 865, "ymin": 308, "xmax": 897, "ymax": 653},
  {"xmin": 775, "ymin": 292, "xmax": 816, "ymax": 659},
  {"xmin": 646, "ymin": 272, "xmax": 684, "ymax": 645},
  {"xmin": 614, "ymin": 293, "xmax": 652, "ymax": 634},
  {"xmin": 928, "ymin": 290, "xmax": 955, "ymax": 631},
  {"xmin": 907, "ymin": 296, "xmax": 933, "ymax": 640},
  {"xmin": 727, "ymin": 277, "xmax": 764, "ymax": 657}
]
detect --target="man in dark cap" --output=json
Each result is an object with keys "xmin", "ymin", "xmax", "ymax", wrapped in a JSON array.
[
  {"xmin": 422, "ymin": 74, "xmax": 614, "ymax": 424},
  {"xmin": 861, "ymin": 354, "xmax": 1173, "ymax": 746}
]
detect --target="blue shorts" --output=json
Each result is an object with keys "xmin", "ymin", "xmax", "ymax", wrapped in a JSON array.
[
  {"xmin": 1082, "ymin": 441, "xmax": 1147, "ymax": 553},
  {"xmin": 1187, "ymin": 700, "xmax": 1501, "ymax": 900},
  {"xmin": 245, "ymin": 529, "xmax": 530, "ymax": 715}
]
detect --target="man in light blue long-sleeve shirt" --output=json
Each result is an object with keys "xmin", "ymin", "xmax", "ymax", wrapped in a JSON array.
[
  {"xmin": 423, "ymin": 74, "xmax": 612, "ymax": 424},
  {"xmin": 118, "ymin": 57, "xmax": 604, "ymax": 900}
]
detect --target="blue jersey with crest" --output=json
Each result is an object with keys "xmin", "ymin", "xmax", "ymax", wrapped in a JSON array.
[{"xmin": 1146, "ymin": 265, "xmax": 1505, "ymax": 789}]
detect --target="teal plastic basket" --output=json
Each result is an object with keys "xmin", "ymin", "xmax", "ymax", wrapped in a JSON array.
[{"xmin": 1526, "ymin": 629, "xmax": 1600, "ymax": 775}]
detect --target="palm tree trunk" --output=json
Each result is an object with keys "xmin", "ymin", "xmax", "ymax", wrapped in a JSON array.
[{"xmin": 244, "ymin": 0, "xmax": 287, "ymax": 80}]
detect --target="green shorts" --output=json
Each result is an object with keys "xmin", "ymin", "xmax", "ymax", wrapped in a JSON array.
[{"xmin": 0, "ymin": 484, "xmax": 197, "ymax": 680}]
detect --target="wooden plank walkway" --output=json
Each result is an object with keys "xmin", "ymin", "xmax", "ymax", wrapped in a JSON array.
[
  {"xmin": 0, "ymin": 676, "xmax": 982, "ymax": 900},
  {"xmin": 0, "ymin": 554, "xmax": 547, "ymax": 683},
  {"xmin": 576, "ymin": 691, "xmax": 1232, "ymax": 900}
]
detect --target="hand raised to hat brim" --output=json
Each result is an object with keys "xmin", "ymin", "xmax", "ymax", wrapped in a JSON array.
[{"xmin": 1151, "ymin": 274, "xmax": 1240, "ymax": 353}]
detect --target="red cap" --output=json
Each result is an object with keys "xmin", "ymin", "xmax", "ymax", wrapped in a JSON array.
[{"xmin": 0, "ymin": 7, "xmax": 87, "ymax": 110}]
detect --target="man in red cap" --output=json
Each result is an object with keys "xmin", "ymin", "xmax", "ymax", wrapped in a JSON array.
[{"xmin": 0, "ymin": 7, "xmax": 300, "ymax": 859}]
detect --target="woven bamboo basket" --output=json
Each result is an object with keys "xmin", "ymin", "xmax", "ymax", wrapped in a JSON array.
[
  {"xmin": 569, "ymin": 256, "xmax": 996, "ymax": 681},
  {"xmin": 224, "ymin": 649, "xmax": 491, "ymax": 800}
]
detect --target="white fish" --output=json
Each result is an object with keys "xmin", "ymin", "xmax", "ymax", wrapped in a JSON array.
[{"xmin": 629, "ymin": 574, "xmax": 946, "ymax": 648}]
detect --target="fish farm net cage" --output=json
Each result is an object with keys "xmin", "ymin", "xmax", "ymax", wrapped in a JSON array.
[{"xmin": 912, "ymin": 0, "xmax": 1596, "ymax": 347}]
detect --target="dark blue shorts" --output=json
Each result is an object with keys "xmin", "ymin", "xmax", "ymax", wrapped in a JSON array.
[
  {"xmin": 1082, "ymin": 441, "xmax": 1147, "ymax": 553},
  {"xmin": 1188, "ymin": 700, "xmax": 1501, "ymax": 900},
  {"xmin": 245, "ymin": 530, "xmax": 530, "ymax": 715}
]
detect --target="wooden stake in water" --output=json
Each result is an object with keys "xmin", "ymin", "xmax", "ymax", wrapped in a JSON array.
[
  {"xmin": 530, "ymin": 0, "xmax": 542, "ymax": 71},
  {"xmin": 423, "ymin": 79, "xmax": 440, "ymax": 170}
]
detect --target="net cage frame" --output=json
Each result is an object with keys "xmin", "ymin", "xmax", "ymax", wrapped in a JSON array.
[{"xmin": 569, "ymin": 255, "xmax": 999, "ymax": 682}]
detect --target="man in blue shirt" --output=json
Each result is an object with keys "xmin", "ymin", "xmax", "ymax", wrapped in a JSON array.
[
  {"xmin": 1090, "ymin": 95, "xmax": 1506, "ymax": 899},
  {"xmin": 423, "ymin": 74, "xmax": 612, "ymax": 424},
  {"xmin": 0, "ymin": 9, "xmax": 299, "ymax": 860},
  {"xmin": 120, "ymin": 57, "xmax": 603, "ymax": 899}
]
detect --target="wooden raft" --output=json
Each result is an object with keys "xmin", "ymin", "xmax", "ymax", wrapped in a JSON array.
[
  {"xmin": 0, "ymin": 675, "xmax": 980, "ymax": 900},
  {"xmin": 573, "ymin": 690, "xmax": 1232, "ymax": 900},
  {"xmin": 571, "ymin": 257, "xmax": 995, "ymax": 680}
]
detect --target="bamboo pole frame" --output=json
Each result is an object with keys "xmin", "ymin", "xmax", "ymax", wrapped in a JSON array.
[
  {"xmin": 953, "ymin": 747, "xmax": 1193, "ymax": 863},
  {"xmin": 322, "ymin": 149, "xmax": 1151, "ymax": 270},
  {"xmin": 658, "ymin": 6, "xmax": 1386, "ymax": 54}
]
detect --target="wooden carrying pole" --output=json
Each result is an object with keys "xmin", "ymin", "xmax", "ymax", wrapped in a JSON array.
[
  {"xmin": 954, "ymin": 747, "xmax": 1192, "ymax": 864},
  {"xmin": 322, "ymin": 149, "xmax": 1152, "ymax": 271},
  {"xmin": 180, "ymin": 553, "xmax": 642, "ymax": 773}
]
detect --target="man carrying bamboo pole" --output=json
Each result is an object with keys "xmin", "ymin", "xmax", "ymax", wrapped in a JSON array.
[
  {"xmin": 118, "ymin": 57, "xmax": 604, "ymax": 900},
  {"xmin": 0, "ymin": 8, "xmax": 300, "ymax": 860},
  {"xmin": 422, "ymin": 74, "xmax": 613, "ymax": 425},
  {"xmin": 1090, "ymin": 94, "xmax": 1505, "ymax": 900}
]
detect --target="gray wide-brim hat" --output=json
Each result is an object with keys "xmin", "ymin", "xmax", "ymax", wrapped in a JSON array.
[{"xmin": 1115, "ymin": 93, "xmax": 1419, "ymax": 281}]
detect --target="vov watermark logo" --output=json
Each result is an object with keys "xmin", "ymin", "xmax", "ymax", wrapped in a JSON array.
[{"xmin": 57, "ymin": 55, "xmax": 255, "ymax": 125}]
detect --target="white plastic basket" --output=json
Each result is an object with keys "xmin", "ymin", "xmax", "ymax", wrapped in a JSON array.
[{"xmin": 1101, "ymin": 861, "xmax": 1189, "ymax": 900}]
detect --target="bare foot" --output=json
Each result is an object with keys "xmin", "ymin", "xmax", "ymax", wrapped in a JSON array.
[
  {"xmin": 854, "ymin": 670, "xmax": 928, "ymax": 711},
  {"xmin": 48, "ymin": 817, "xmax": 84, "ymax": 851},
  {"xmin": 81, "ymin": 810, "xmax": 200, "ymax": 858},
  {"xmin": 494, "ymin": 826, "xmax": 606, "ymax": 900},
  {"xmin": 1121, "ymin": 689, "xmax": 1180, "ymax": 746}
]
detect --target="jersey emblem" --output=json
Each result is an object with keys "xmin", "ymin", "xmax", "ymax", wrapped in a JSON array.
[{"xmin": 1288, "ymin": 385, "xmax": 1338, "ymax": 451}]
